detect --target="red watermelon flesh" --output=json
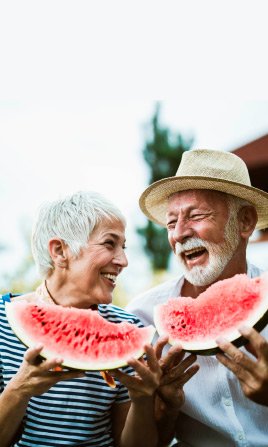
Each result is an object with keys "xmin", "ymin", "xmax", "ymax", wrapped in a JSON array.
[
  {"xmin": 5, "ymin": 301, "xmax": 155, "ymax": 370},
  {"xmin": 154, "ymin": 273, "xmax": 268, "ymax": 355}
]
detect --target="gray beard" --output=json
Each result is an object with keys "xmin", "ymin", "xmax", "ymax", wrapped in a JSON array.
[{"xmin": 175, "ymin": 215, "xmax": 239, "ymax": 287}]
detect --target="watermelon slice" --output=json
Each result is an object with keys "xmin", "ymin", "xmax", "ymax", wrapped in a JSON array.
[
  {"xmin": 154, "ymin": 273, "xmax": 268, "ymax": 355},
  {"xmin": 5, "ymin": 301, "xmax": 155, "ymax": 370}
]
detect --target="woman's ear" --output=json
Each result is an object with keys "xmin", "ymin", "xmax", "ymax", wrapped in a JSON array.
[
  {"xmin": 48, "ymin": 238, "xmax": 68, "ymax": 268},
  {"xmin": 238, "ymin": 205, "xmax": 258, "ymax": 239}
]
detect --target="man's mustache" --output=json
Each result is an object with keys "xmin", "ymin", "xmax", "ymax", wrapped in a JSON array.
[{"xmin": 175, "ymin": 238, "xmax": 208, "ymax": 256}]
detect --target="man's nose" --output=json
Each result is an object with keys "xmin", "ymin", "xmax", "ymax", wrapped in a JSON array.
[{"xmin": 172, "ymin": 218, "xmax": 194, "ymax": 244}]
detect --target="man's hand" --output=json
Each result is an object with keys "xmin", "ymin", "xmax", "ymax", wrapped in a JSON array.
[{"xmin": 216, "ymin": 325, "xmax": 268, "ymax": 406}]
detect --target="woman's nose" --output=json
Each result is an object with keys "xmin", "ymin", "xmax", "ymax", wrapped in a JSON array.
[{"xmin": 114, "ymin": 248, "xmax": 128, "ymax": 268}]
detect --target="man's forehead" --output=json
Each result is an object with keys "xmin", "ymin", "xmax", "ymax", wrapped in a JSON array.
[{"xmin": 168, "ymin": 189, "xmax": 228, "ymax": 203}]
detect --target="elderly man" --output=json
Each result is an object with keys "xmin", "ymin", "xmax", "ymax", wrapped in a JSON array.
[{"xmin": 127, "ymin": 149, "xmax": 268, "ymax": 447}]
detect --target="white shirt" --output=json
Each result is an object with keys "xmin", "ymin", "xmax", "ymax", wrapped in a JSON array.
[{"xmin": 127, "ymin": 263, "xmax": 268, "ymax": 447}]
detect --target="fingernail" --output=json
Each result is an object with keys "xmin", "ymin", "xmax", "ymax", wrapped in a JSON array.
[
  {"xmin": 56, "ymin": 358, "xmax": 63, "ymax": 363},
  {"xmin": 215, "ymin": 337, "xmax": 226, "ymax": 344},
  {"xmin": 238, "ymin": 324, "xmax": 250, "ymax": 334},
  {"xmin": 35, "ymin": 343, "xmax": 43, "ymax": 350}
]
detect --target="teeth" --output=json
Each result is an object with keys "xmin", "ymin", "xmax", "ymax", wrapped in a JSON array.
[
  {"xmin": 102, "ymin": 273, "xmax": 117, "ymax": 282},
  {"xmin": 184, "ymin": 247, "xmax": 205, "ymax": 256}
]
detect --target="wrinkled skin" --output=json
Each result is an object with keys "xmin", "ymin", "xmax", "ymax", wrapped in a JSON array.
[{"xmin": 216, "ymin": 325, "xmax": 268, "ymax": 406}]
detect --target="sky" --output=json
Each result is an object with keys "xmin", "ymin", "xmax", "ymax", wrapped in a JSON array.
[{"xmin": 0, "ymin": 1, "xmax": 268, "ymax": 296}]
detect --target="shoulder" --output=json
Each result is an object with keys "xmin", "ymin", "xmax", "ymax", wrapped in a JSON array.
[
  {"xmin": 10, "ymin": 292, "xmax": 36, "ymax": 302},
  {"xmin": 98, "ymin": 304, "xmax": 143, "ymax": 327},
  {"xmin": 126, "ymin": 276, "xmax": 184, "ymax": 327},
  {"xmin": 127, "ymin": 276, "xmax": 183, "ymax": 309},
  {"xmin": 247, "ymin": 261, "xmax": 265, "ymax": 278}
]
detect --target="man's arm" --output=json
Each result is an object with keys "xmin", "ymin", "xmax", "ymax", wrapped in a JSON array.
[{"xmin": 216, "ymin": 325, "xmax": 268, "ymax": 406}]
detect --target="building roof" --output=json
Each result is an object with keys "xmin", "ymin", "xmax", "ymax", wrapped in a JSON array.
[{"xmin": 232, "ymin": 133, "xmax": 268, "ymax": 193}]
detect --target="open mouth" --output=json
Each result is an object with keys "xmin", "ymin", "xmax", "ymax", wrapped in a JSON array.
[
  {"xmin": 101, "ymin": 273, "xmax": 117, "ymax": 286},
  {"xmin": 183, "ymin": 247, "xmax": 207, "ymax": 261}
]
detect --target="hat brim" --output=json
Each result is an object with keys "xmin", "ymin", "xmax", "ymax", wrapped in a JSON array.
[{"xmin": 139, "ymin": 176, "xmax": 268, "ymax": 230}]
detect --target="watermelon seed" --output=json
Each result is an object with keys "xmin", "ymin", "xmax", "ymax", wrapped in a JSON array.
[
  {"xmin": 62, "ymin": 325, "xmax": 67, "ymax": 330},
  {"xmin": 56, "ymin": 322, "xmax": 61, "ymax": 327},
  {"xmin": 41, "ymin": 321, "xmax": 47, "ymax": 326},
  {"xmin": 75, "ymin": 330, "xmax": 80, "ymax": 337},
  {"xmin": 86, "ymin": 333, "xmax": 90, "ymax": 340}
]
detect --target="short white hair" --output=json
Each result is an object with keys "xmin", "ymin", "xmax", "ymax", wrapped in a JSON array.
[
  {"xmin": 31, "ymin": 191, "xmax": 126, "ymax": 279},
  {"xmin": 227, "ymin": 194, "xmax": 252, "ymax": 217}
]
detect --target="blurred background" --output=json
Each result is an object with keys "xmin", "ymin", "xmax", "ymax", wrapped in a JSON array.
[{"xmin": 1, "ymin": 1, "xmax": 268, "ymax": 307}]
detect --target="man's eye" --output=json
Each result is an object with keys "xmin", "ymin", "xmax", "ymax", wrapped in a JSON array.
[
  {"xmin": 105, "ymin": 240, "xmax": 115, "ymax": 247},
  {"xmin": 191, "ymin": 214, "xmax": 205, "ymax": 219},
  {"xmin": 167, "ymin": 221, "xmax": 176, "ymax": 229}
]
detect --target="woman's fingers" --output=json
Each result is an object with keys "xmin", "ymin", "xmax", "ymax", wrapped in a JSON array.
[
  {"xmin": 160, "ymin": 354, "xmax": 198, "ymax": 386},
  {"xmin": 158, "ymin": 343, "xmax": 185, "ymax": 373},
  {"xmin": 24, "ymin": 344, "xmax": 44, "ymax": 365},
  {"xmin": 154, "ymin": 336, "xmax": 169, "ymax": 360}
]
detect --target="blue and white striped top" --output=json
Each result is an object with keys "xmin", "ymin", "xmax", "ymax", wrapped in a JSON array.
[{"xmin": 0, "ymin": 295, "xmax": 143, "ymax": 447}]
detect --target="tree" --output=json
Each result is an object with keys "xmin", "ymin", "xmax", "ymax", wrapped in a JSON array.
[{"xmin": 137, "ymin": 103, "xmax": 194, "ymax": 271}]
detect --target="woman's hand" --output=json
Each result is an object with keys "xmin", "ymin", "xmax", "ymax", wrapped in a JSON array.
[
  {"xmin": 216, "ymin": 325, "xmax": 268, "ymax": 406},
  {"xmin": 1, "ymin": 344, "xmax": 85, "ymax": 447},
  {"xmin": 110, "ymin": 344, "xmax": 162, "ymax": 401},
  {"xmin": 155, "ymin": 336, "xmax": 199, "ymax": 410},
  {"xmin": 10, "ymin": 344, "xmax": 85, "ymax": 398}
]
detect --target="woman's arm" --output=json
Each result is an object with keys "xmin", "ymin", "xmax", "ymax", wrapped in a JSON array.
[
  {"xmin": 111, "ymin": 344, "xmax": 161, "ymax": 447},
  {"xmin": 153, "ymin": 337, "xmax": 199, "ymax": 447},
  {"xmin": 0, "ymin": 344, "xmax": 85, "ymax": 447}
]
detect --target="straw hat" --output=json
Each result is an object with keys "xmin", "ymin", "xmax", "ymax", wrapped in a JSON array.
[{"xmin": 139, "ymin": 149, "xmax": 268, "ymax": 230}]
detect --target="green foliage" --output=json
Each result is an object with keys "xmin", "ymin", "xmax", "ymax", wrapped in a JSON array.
[{"xmin": 138, "ymin": 103, "xmax": 194, "ymax": 271}]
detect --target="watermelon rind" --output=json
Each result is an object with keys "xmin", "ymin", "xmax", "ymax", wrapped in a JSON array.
[
  {"xmin": 5, "ymin": 301, "xmax": 156, "ymax": 370},
  {"xmin": 153, "ymin": 273, "xmax": 268, "ymax": 356}
]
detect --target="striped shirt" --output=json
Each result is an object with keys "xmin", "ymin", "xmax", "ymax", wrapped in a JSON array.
[{"xmin": 0, "ymin": 295, "xmax": 143, "ymax": 447}]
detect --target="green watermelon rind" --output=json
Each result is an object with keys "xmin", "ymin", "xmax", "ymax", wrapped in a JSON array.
[
  {"xmin": 153, "ymin": 273, "xmax": 268, "ymax": 356},
  {"xmin": 5, "ymin": 301, "xmax": 156, "ymax": 370}
]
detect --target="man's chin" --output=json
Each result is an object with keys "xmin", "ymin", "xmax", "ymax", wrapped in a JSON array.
[{"xmin": 178, "ymin": 261, "xmax": 224, "ymax": 287}]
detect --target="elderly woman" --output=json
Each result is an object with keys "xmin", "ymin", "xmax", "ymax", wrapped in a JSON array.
[{"xmin": 0, "ymin": 191, "xmax": 162, "ymax": 447}]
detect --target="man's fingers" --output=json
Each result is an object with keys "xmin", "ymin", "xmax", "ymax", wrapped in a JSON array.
[
  {"xmin": 178, "ymin": 363, "xmax": 200, "ymax": 386},
  {"xmin": 216, "ymin": 337, "xmax": 256, "ymax": 379},
  {"xmin": 238, "ymin": 325, "xmax": 268, "ymax": 359}
]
